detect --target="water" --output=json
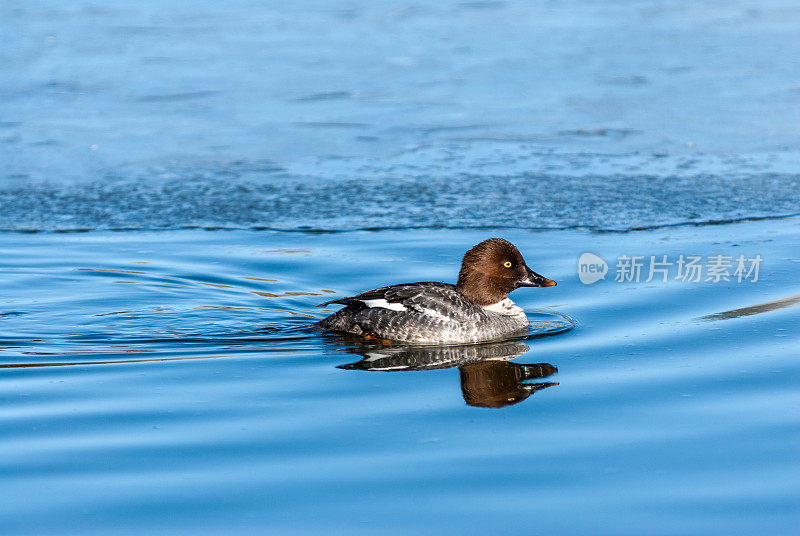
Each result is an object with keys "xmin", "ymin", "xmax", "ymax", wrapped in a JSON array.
[
  {"xmin": 2, "ymin": 0, "xmax": 799, "ymax": 534},
  {"xmin": 2, "ymin": 222, "xmax": 798, "ymax": 534}
]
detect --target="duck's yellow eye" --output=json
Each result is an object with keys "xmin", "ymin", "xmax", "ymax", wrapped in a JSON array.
[{"xmin": 503, "ymin": 261, "xmax": 512, "ymax": 268}]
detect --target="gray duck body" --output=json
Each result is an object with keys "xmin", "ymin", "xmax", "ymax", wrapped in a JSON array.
[{"xmin": 316, "ymin": 282, "xmax": 530, "ymax": 344}]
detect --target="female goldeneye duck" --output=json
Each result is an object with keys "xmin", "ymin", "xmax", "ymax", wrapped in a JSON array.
[{"xmin": 315, "ymin": 238, "xmax": 556, "ymax": 344}]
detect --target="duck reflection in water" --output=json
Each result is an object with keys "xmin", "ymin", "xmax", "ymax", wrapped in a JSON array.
[{"xmin": 337, "ymin": 340, "xmax": 557, "ymax": 408}]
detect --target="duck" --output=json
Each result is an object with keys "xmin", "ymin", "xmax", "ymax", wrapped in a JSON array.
[{"xmin": 315, "ymin": 238, "xmax": 556, "ymax": 343}]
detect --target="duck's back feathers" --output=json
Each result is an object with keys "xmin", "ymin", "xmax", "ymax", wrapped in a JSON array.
[
  {"xmin": 319, "ymin": 282, "xmax": 473, "ymax": 320},
  {"xmin": 318, "ymin": 282, "xmax": 449, "ymax": 307}
]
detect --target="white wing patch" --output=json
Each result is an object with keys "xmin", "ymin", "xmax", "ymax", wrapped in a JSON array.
[
  {"xmin": 360, "ymin": 298, "xmax": 448, "ymax": 320},
  {"xmin": 361, "ymin": 299, "xmax": 407, "ymax": 312}
]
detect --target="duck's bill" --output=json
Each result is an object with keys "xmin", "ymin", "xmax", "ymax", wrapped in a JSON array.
[{"xmin": 519, "ymin": 267, "xmax": 557, "ymax": 287}]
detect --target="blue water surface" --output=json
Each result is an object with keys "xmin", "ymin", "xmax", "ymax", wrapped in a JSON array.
[
  {"xmin": 2, "ymin": 222, "xmax": 799, "ymax": 535},
  {"xmin": 1, "ymin": 0, "xmax": 799, "ymax": 534}
]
